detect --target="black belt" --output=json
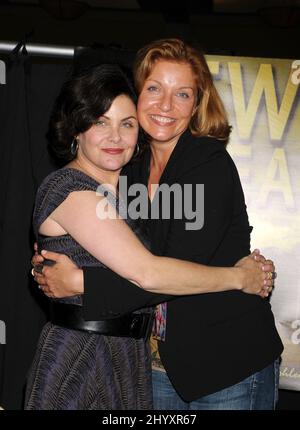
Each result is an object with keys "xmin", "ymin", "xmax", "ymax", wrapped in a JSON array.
[{"xmin": 50, "ymin": 302, "xmax": 154, "ymax": 340}]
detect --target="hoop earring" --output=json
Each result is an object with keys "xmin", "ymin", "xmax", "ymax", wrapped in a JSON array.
[
  {"xmin": 70, "ymin": 138, "xmax": 78, "ymax": 156},
  {"xmin": 134, "ymin": 143, "xmax": 140, "ymax": 157}
]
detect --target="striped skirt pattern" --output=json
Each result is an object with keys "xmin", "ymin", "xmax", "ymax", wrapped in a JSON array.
[{"xmin": 25, "ymin": 322, "xmax": 153, "ymax": 410}]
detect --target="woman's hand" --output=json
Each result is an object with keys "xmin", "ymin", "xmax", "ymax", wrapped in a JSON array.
[
  {"xmin": 235, "ymin": 249, "xmax": 276, "ymax": 298},
  {"xmin": 31, "ymin": 244, "xmax": 84, "ymax": 298}
]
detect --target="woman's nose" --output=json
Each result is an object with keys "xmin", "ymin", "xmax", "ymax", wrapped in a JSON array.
[
  {"xmin": 158, "ymin": 93, "xmax": 172, "ymax": 112},
  {"xmin": 108, "ymin": 127, "xmax": 121, "ymax": 143}
]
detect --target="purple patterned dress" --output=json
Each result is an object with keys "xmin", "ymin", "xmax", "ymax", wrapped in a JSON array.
[{"xmin": 25, "ymin": 168, "xmax": 153, "ymax": 410}]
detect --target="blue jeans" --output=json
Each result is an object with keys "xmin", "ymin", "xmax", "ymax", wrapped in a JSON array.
[{"xmin": 152, "ymin": 360, "xmax": 279, "ymax": 410}]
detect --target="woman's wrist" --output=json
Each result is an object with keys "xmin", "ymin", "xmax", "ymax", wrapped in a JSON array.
[
  {"xmin": 228, "ymin": 267, "xmax": 244, "ymax": 291},
  {"xmin": 71, "ymin": 268, "xmax": 84, "ymax": 295}
]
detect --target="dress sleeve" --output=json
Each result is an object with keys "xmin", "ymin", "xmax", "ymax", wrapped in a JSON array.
[{"xmin": 32, "ymin": 168, "xmax": 97, "ymax": 237}]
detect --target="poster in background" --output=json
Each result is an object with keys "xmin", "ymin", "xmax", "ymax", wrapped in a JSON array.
[{"xmin": 207, "ymin": 54, "xmax": 300, "ymax": 390}]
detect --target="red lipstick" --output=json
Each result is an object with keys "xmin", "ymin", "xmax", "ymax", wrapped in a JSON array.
[{"xmin": 102, "ymin": 148, "xmax": 124, "ymax": 155}]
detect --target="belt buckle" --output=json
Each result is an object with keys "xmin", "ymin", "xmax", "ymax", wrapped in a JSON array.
[
  {"xmin": 143, "ymin": 312, "xmax": 155, "ymax": 340},
  {"xmin": 130, "ymin": 312, "xmax": 154, "ymax": 340}
]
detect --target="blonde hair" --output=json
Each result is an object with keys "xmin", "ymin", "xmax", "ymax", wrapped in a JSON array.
[{"xmin": 133, "ymin": 38, "xmax": 231, "ymax": 142}]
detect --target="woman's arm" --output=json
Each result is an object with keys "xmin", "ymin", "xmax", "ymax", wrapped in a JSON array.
[
  {"xmin": 32, "ymin": 246, "xmax": 172, "ymax": 310},
  {"xmin": 32, "ymin": 248, "xmax": 272, "ymax": 320},
  {"xmin": 42, "ymin": 189, "xmax": 269, "ymax": 296}
]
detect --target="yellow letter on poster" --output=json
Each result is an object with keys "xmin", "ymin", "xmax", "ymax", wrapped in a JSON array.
[
  {"xmin": 229, "ymin": 63, "xmax": 298, "ymax": 140},
  {"xmin": 258, "ymin": 148, "xmax": 294, "ymax": 208}
]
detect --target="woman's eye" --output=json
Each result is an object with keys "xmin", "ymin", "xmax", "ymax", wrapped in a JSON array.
[
  {"xmin": 147, "ymin": 86, "xmax": 159, "ymax": 92},
  {"xmin": 95, "ymin": 120, "xmax": 106, "ymax": 126},
  {"xmin": 176, "ymin": 92, "xmax": 190, "ymax": 99},
  {"xmin": 122, "ymin": 121, "xmax": 134, "ymax": 128}
]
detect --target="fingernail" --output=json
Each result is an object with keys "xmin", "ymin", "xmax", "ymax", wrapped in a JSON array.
[{"xmin": 41, "ymin": 250, "xmax": 47, "ymax": 256}]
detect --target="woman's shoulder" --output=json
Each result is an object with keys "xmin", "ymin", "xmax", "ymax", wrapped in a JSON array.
[
  {"xmin": 38, "ymin": 167, "xmax": 99, "ymax": 195},
  {"xmin": 35, "ymin": 168, "xmax": 100, "ymax": 214},
  {"xmin": 175, "ymin": 133, "xmax": 243, "ymax": 186},
  {"xmin": 38, "ymin": 167, "xmax": 71, "ymax": 189},
  {"xmin": 33, "ymin": 168, "xmax": 100, "ymax": 234},
  {"xmin": 179, "ymin": 132, "xmax": 229, "ymax": 170},
  {"xmin": 187, "ymin": 134, "xmax": 227, "ymax": 157}
]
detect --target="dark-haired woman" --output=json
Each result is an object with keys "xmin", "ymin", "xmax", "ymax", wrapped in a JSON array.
[{"xmin": 32, "ymin": 39, "xmax": 282, "ymax": 410}]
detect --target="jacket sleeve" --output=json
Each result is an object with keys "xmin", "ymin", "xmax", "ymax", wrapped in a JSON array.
[{"xmin": 82, "ymin": 267, "xmax": 173, "ymax": 320}]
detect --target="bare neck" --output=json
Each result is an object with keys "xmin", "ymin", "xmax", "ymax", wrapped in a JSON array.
[
  {"xmin": 149, "ymin": 140, "xmax": 177, "ymax": 176},
  {"xmin": 67, "ymin": 156, "xmax": 120, "ymax": 190}
]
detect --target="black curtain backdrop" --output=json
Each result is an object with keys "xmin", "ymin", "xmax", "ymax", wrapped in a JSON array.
[
  {"xmin": 0, "ymin": 49, "xmax": 70, "ymax": 409},
  {"xmin": 0, "ymin": 46, "xmax": 299, "ymax": 410}
]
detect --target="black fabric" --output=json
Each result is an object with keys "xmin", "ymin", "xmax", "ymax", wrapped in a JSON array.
[
  {"xmin": 0, "ymin": 51, "xmax": 71, "ymax": 409},
  {"xmin": 83, "ymin": 267, "xmax": 172, "ymax": 320},
  {"xmin": 83, "ymin": 130, "xmax": 283, "ymax": 401},
  {"xmin": 278, "ymin": 389, "xmax": 300, "ymax": 410},
  {"xmin": 74, "ymin": 45, "xmax": 136, "ymax": 74}
]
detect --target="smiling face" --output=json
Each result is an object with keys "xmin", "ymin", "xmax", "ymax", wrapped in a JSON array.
[
  {"xmin": 76, "ymin": 94, "xmax": 138, "ymax": 174},
  {"xmin": 137, "ymin": 60, "xmax": 197, "ymax": 147}
]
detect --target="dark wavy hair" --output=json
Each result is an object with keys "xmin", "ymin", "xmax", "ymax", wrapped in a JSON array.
[{"xmin": 47, "ymin": 63, "xmax": 137, "ymax": 162}]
